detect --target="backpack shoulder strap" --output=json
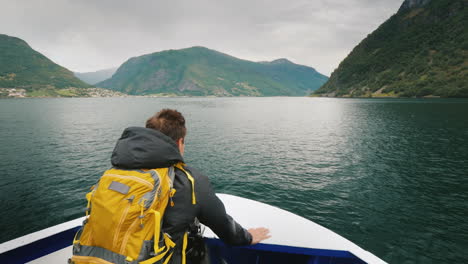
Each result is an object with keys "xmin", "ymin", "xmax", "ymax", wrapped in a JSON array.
[
  {"xmin": 174, "ymin": 163, "xmax": 196, "ymax": 205},
  {"xmin": 168, "ymin": 166, "xmax": 175, "ymax": 188}
]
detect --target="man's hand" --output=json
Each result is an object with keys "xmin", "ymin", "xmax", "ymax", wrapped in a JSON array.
[{"xmin": 248, "ymin": 227, "xmax": 271, "ymax": 245}]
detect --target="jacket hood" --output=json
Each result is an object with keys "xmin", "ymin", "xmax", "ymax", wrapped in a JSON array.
[{"xmin": 111, "ymin": 127, "xmax": 183, "ymax": 169}]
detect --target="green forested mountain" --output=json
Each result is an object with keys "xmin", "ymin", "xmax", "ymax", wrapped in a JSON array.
[
  {"xmin": 0, "ymin": 34, "xmax": 90, "ymax": 91},
  {"xmin": 315, "ymin": 0, "xmax": 468, "ymax": 98},
  {"xmin": 74, "ymin": 67, "xmax": 117, "ymax": 85},
  {"xmin": 97, "ymin": 47, "xmax": 328, "ymax": 96}
]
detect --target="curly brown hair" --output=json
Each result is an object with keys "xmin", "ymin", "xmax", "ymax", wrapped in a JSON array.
[{"xmin": 146, "ymin": 109, "xmax": 186, "ymax": 142}]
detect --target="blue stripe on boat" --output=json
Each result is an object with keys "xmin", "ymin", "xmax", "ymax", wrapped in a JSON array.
[
  {"xmin": 204, "ymin": 238, "xmax": 366, "ymax": 264},
  {"xmin": 0, "ymin": 227, "xmax": 80, "ymax": 264}
]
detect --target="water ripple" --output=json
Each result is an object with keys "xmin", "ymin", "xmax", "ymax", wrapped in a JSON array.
[{"xmin": 1, "ymin": 98, "xmax": 468, "ymax": 264}]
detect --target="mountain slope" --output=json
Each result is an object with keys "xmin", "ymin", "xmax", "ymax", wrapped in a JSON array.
[
  {"xmin": 315, "ymin": 0, "xmax": 468, "ymax": 98},
  {"xmin": 0, "ymin": 34, "xmax": 90, "ymax": 89},
  {"xmin": 74, "ymin": 67, "xmax": 117, "ymax": 85},
  {"xmin": 97, "ymin": 47, "xmax": 328, "ymax": 96}
]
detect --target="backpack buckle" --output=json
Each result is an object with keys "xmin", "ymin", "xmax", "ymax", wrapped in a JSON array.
[{"xmin": 73, "ymin": 243, "xmax": 81, "ymax": 253}]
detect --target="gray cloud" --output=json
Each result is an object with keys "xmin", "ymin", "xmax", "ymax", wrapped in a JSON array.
[{"xmin": 0, "ymin": 0, "xmax": 402, "ymax": 75}]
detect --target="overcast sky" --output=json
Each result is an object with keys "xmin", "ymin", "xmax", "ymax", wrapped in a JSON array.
[{"xmin": 1, "ymin": 0, "xmax": 403, "ymax": 76}]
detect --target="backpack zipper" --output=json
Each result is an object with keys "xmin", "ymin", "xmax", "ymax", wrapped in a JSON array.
[
  {"xmin": 119, "ymin": 184, "xmax": 164, "ymax": 255},
  {"xmin": 112, "ymin": 202, "xmax": 132, "ymax": 249},
  {"xmin": 119, "ymin": 216, "xmax": 140, "ymax": 254}
]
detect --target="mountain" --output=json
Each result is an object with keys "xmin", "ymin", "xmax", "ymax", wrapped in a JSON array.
[
  {"xmin": 74, "ymin": 67, "xmax": 117, "ymax": 85},
  {"xmin": 315, "ymin": 0, "xmax": 468, "ymax": 98},
  {"xmin": 0, "ymin": 34, "xmax": 90, "ymax": 91},
  {"xmin": 97, "ymin": 47, "xmax": 328, "ymax": 96}
]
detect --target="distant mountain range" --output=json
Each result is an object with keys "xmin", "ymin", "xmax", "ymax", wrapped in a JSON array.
[
  {"xmin": 0, "ymin": 33, "xmax": 327, "ymax": 97},
  {"xmin": 74, "ymin": 68, "xmax": 117, "ymax": 85},
  {"xmin": 315, "ymin": 0, "xmax": 468, "ymax": 98},
  {"xmin": 0, "ymin": 34, "xmax": 90, "ymax": 93},
  {"xmin": 97, "ymin": 47, "xmax": 328, "ymax": 96}
]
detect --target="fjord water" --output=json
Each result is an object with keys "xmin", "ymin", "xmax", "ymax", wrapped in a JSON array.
[{"xmin": 1, "ymin": 97, "xmax": 467, "ymax": 263}]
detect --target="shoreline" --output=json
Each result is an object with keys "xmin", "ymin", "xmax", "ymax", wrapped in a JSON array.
[
  {"xmin": 310, "ymin": 95, "xmax": 468, "ymax": 99},
  {"xmin": 2, "ymin": 95, "xmax": 467, "ymax": 99}
]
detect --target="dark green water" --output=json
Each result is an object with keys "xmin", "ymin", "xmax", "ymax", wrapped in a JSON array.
[{"xmin": 1, "ymin": 97, "xmax": 467, "ymax": 263}]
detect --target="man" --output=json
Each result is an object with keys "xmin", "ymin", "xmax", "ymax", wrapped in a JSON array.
[{"xmin": 111, "ymin": 109, "xmax": 270, "ymax": 263}]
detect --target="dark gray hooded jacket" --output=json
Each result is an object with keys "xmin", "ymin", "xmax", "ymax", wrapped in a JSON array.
[{"xmin": 111, "ymin": 127, "xmax": 252, "ymax": 263}]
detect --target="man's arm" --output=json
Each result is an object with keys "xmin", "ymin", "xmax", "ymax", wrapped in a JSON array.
[{"xmin": 190, "ymin": 168, "xmax": 269, "ymax": 246}]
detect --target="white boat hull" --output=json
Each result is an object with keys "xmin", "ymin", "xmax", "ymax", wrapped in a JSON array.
[{"xmin": 0, "ymin": 194, "xmax": 387, "ymax": 264}]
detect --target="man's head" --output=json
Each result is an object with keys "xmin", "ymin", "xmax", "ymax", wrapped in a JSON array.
[{"xmin": 146, "ymin": 109, "xmax": 186, "ymax": 155}]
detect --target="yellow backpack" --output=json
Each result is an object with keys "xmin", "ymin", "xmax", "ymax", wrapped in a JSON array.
[{"xmin": 71, "ymin": 163, "xmax": 196, "ymax": 264}]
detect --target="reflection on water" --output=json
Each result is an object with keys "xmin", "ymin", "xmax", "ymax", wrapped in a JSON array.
[{"xmin": 1, "ymin": 97, "xmax": 468, "ymax": 263}]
